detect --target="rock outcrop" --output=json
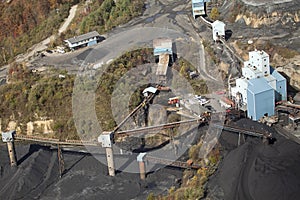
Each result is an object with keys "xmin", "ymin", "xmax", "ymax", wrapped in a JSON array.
[
  {"xmin": 219, "ymin": 0, "xmax": 300, "ymax": 90},
  {"xmin": 3, "ymin": 118, "xmax": 54, "ymax": 135}
]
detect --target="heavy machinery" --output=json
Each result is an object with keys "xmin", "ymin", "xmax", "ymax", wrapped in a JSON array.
[{"xmin": 168, "ymin": 97, "xmax": 180, "ymax": 105}]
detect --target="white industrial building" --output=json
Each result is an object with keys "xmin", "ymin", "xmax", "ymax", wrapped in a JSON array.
[
  {"xmin": 230, "ymin": 50, "xmax": 287, "ymax": 121},
  {"xmin": 192, "ymin": 0, "xmax": 210, "ymax": 19},
  {"xmin": 212, "ymin": 20, "xmax": 225, "ymax": 42}
]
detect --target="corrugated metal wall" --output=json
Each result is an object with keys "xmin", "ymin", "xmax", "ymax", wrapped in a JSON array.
[
  {"xmin": 276, "ymin": 79, "xmax": 287, "ymax": 101},
  {"xmin": 247, "ymin": 89, "xmax": 275, "ymax": 121}
]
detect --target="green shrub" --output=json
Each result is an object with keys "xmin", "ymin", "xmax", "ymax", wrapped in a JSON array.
[
  {"xmin": 0, "ymin": 1, "xmax": 73, "ymax": 66},
  {"xmin": 147, "ymin": 193, "xmax": 155, "ymax": 200},
  {"xmin": 188, "ymin": 143, "xmax": 202, "ymax": 161},
  {"xmin": 210, "ymin": 7, "xmax": 220, "ymax": 21}
]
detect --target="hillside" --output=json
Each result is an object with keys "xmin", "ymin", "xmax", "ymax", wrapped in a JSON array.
[
  {"xmin": 0, "ymin": 48, "xmax": 207, "ymax": 140},
  {"xmin": 0, "ymin": 0, "xmax": 145, "ymax": 67},
  {"xmin": 71, "ymin": 0, "xmax": 145, "ymax": 35},
  {"xmin": 209, "ymin": 0, "xmax": 300, "ymax": 90},
  {"xmin": 0, "ymin": 1, "xmax": 299, "ymax": 200},
  {"xmin": 0, "ymin": 49, "xmax": 153, "ymax": 139},
  {"xmin": 0, "ymin": 0, "xmax": 79, "ymax": 66}
]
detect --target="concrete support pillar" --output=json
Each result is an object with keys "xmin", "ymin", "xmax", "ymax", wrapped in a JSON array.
[
  {"xmin": 105, "ymin": 147, "xmax": 115, "ymax": 176},
  {"xmin": 2, "ymin": 130, "xmax": 17, "ymax": 167},
  {"xmin": 242, "ymin": 133, "xmax": 245, "ymax": 143},
  {"xmin": 262, "ymin": 136, "xmax": 267, "ymax": 144},
  {"xmin": 57, "ymin": 144, "xmax": 64, "ymax": 178},
  {"xmin": 7, "ymin": 141, "xmax": 17, "ymax": 167},
  {"xmin": 139, "ymin": 161, "xmax": 146, "ymax": 180},
  {"xmin": 98, "ymin": 132, "xmax": 115, "ymax": 176},
  {"xmin": 137, "ymin": 153, "xmax": 147, "ymax": 180}
]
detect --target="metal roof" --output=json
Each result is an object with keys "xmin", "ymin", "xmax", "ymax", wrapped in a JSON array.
[
  {"xmin": 192, "ymin": 2, "xmax": 204, "ymax": 7},
  {"xmin": 156, "ymin": 54, "xmax": 169, "ymax": 76},
  {"xmin": 153, "ymin": 38, "xmax": 172, "ymax": 55},
  {"xmin": 270, "ymin": 67, "xmax": 285, "ymax": 82},
  {"xmin": 247, "ymin": 78, "xmax": 273, "ymax": 95},
  {"xmin": 212, "ymin": 20, "xmax": 225, "ymax": 27},
  {"xmin": 264, "ymin": 74, "xmax": 276, "ymax": 82},
  {"xmin": 66, "ymin": 31, "xmax": 100, "ymax": 44},
  {"xmin": 2, "ymin": 130, "xmax": 15, "ymax": 142},
  {"xmin": 243, "ymin": 65, "xmax": 263, "ymax": 75},
  {"xmin": 249, "ymin": 50, "xmax": 269, "ymax": 58},
  {"xmin": 143, "ymin": 87, "xmax": 157, "ymax": 94},
  {"xmin": 192, "ymin": 0, "xmax": 210, "ymax": 3}
]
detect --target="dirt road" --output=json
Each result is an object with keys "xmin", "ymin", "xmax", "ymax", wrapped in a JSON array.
[
  {"xmin": 59, "ymin": 5, "xmax": 78, "ymax": 35},
  {"xmin": 0, "ymin": 4, "xmax": 78, "ymax": 82},
  {"xmin": 14, "ymin": 4, "xmax": 78, "ymax": 63}
]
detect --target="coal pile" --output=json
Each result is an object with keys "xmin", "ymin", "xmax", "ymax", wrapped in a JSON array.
[
  {"xmin": 207, "ymin": 118, "xmax": 300, "ymax": 200},
  {"xmin": 0, "ymin": 144, "xmax": 182, "ymax": 200}
]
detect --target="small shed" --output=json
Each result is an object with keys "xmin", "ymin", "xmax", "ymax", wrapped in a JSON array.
[
  {"xmin": 153, "ymin": 38, "xmax": 173, "ymax": 58},
  {"xmin": 192, "ymin": 0, "xmax": 210, "ymax": 19},
  {"xmin": 212, "ymin": 20, "xmax": 225, "ymax": 41},
  {"xmin": 2, "ymin": 130, "xmax": 15, "ymax": 142},
  {"xmin": 143, "ymin": 87, "xmax": 158, "ymax": 97}
]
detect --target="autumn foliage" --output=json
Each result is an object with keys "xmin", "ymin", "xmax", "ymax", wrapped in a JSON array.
[{"xmin": 0, "ymin": 0, "xmax": 79, "ymax": 65}]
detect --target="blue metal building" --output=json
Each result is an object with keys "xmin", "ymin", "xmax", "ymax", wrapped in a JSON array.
[
  {"xmin": 231, "ymin": 50, "xmax": 287, "ymax": 121},
  {"xmin": 247, "ymin": 78, "xmax": 275, "ymax": 121},
  {"xmin": 270, "ymin": 67, "xmax": 287, "ymax": 101}
]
